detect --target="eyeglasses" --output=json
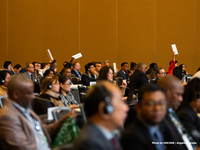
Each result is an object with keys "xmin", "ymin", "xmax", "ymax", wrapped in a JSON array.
[
  {"xmin": 159, "ymin": 72, "xmax": 166, "ymax": 74},
  {"xmin": 141, "ymin": 100, "xmax": 166, "ymax": 108},
  {"xmin": 64, "ymin": 83, "xmax": 71, "ymax": 86}
]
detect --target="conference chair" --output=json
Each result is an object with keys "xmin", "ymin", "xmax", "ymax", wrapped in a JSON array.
[
  {"xmin": 71, "ymin": 77, "xmax": 79, "ymax": 84},
  {"xmin": 52, "ymin": 107, "xmax": 71, "ymax": 122},
  {"xmin": 0, "ymin": 95, "xmax": 8, "ymax": 108}
]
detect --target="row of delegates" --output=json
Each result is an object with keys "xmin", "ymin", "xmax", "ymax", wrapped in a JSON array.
[
  {"xmin": 0, "ymin": 70, "xmax": 11, "ymax": 97},
  {"xmin": 0, "ymin": 74, "xmax": 75, "ymax": 150},
  {"xmin": 36, "ymin": 75, "xmax": 78, "ymax": 115}
]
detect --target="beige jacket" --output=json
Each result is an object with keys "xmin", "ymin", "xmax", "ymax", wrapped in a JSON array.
[
  {"xmin": 0, "ymin": 85, "xmax": 7, "ymax": 97},
  {"xmin": 0, "ymin": 100, "xmax": 68, "ymax": 150}
]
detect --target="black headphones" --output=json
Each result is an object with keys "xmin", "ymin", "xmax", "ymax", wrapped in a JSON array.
[
  {"xmin": 45, "ymin": 77, "xmax": 53, "ymax": 89},
  {"xmin": 48, "ymin": 84, "xmax": 52, "ymax": 89},
  {"xmin": 0, "ymin": 77, "xmax": 5, "ymax": 85},
  {"xmin": 96, "ymin": 85, "xmax": 114, "ymax": 114}
]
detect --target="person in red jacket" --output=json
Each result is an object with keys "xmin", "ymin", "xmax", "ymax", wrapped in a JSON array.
[{"xmin": 168, "ymin": 51, "xmax": 178, "ymax": 75}]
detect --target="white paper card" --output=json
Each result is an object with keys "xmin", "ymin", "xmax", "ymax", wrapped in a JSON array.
[
  {"xmin": 47, "ymin": 49, "xmax": 54, "ymax": 60},
  {"xmin": 113, "ymin": 63, "xmax": 117, "ymax": 73},
  {"xmin": 90, "ymin": 81, "xmax": 96, "ymax": 86},
  {"xmin": 171, "ymin": 44, "xmax": 179, "ymax": 55},
  {"xmin": 73, "ymin": 108, "xmax": 81, "ymax": 112},
  {"xmin": 47, "ymin": 107, "xmax": 59, "ymax": 120},
  {"xmin": 72, "ymin": 53, "xmax": 82, "ymax": 60}
]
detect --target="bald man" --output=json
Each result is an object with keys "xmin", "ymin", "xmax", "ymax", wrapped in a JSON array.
[
  {"xmin": 127, "ymin": 62, "xmax": 148, "ymax": 101},
  {"xmin": 0, "ymin": 75, "xmax": 74, "ymax": 150},
  {"xmin": 158, "ymin": 75, "xmax": 199, "ymax": 150}
]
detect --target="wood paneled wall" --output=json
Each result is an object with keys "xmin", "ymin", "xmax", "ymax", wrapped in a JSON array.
[{"xmin": 0, "ymin": 0, "xmax": 199, "ymax": 73}]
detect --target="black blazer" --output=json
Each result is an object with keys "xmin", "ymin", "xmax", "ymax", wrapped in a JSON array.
[
  {"xmin": 159, "ymin": 112, "xmax": 188, "ymax": 150},
  {"xmin": 121, "ymin": 117, "xmax": 159, "ymax": 150},
  {"xmin": 176, "ymin": 105, "xmax": 200, "ymax": 146},
  {"xmin": 127, "ymin": 70, "xmax": 148, "ymax": 101},
  {"xmin": 81, "ymin": 72, "xmax": 96, "ymax": 86},
  {"xmin": 121, "ymin": 116, "xmax": 188, "ymax": 150},
  {"xmin": 71, "ymin": 69, "xmax": 82, "ymax": 78},
  {"xmin": 73, "ymin": 122, "xmax": 122, "ymax": 150},
  {"xmin": 116, "ymin": 70, "xmax": 129, "ymax": 80}
]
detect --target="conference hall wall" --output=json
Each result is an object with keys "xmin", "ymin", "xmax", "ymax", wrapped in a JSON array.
[{"xmin": 0, "ymin": 0, "xmax": 199, "ymax": 74}]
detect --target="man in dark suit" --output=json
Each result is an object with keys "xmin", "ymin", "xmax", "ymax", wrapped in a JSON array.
[
  {"xmin": 158, "ymin": 75, "xmax": 199, "ymax": 150},
  {"xmin": 73, "ymin": 81, "xmax": 129, "ymax": 150},
  {"xmin": 71, "ymin": 62, "xmax": 82, "ymax": 81},
  {"xmin": 121, "ymin": 84, "xmax": 167, "ymax": 150},
  {"xmin": 116, "ymin": 62, "xmax": 129, "ymax": 81},
  {"xmin": 127, "ymin": 62, "xmax": 148, "ymax": 101},
  {"xmin": 81, "ymin": 63, "xmax": 96, "ymax": 86}
]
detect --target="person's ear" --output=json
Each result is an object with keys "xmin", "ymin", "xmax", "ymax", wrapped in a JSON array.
[
  {"xmin": 60, "ymin": 83, "xmax": 63, "ymax": 88},
  {"xmin": 98, "ymin": 101, "xmax": 111, "ymax": 120},
  {"xmin": 13, "ymin": 89, "xmax": 20, "ymax": 100}
]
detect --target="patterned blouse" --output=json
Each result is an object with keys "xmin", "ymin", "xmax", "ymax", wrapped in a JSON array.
[{"xmin": 60, "ymin": 92, "xmax": 79, "ymax": 107}]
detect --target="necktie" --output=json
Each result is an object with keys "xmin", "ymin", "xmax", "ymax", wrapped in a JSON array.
[
  {"xmin": 110, "ymin": 137, "xmax": 120, "ymax": 150},
  {"xmin": 30, "ymin": 74, "xmax": 34, "ymax": 82},
  {"xmin": 153, "ymin": 131, "xmax": 164, "ymax": 150}
]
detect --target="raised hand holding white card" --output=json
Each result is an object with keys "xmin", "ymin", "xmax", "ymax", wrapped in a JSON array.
[{"xmin": 171, "ymin": 44, "xmax": 179, "ymax": 55}]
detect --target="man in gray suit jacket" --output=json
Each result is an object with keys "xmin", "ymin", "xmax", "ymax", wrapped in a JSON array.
[
  {"xmin": 73, "ymin": 81, "xmax": 129, "ymax": 150},
  {"xmin": 23, "ymin": 62, "xmax": 35, "ymax": 82},
  {"xmin": 0, "ymin": 75, "xmax": 75, "ymax": 150}
]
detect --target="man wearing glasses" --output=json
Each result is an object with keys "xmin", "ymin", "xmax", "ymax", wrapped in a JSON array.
[
  {"xmin": 121, "ymin": 84, "xmax": 167, "ymax": 150},
  {"xmin": 155, "ymin": 68, "xmax": 166, "ymax": 84}
]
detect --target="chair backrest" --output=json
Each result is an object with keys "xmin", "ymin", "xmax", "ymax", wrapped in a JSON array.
[
  {"xmin": 115, "ymin": 77, "xmax": 123, "ymax": 86},
  {"xmin": 71, "ymin": 77, "xmax": 79, "ymax": 84},
  {"xmin": 79, "ymin": 103, "xmax": 87, "ymax": 124},
  {"xmin": 70, "ymin": 88, "xmax": 81, "ymax": 104},
  {"xmin": 0, "ymin": 95, "xmax": 8, "ymax": 108},
  {"xmin": 52, "ymin": 107, "xmax": 70, "ymax": 121},
  {"xmin": 78, "ymin": 86, "xmax": 88, "ymax": 103}
]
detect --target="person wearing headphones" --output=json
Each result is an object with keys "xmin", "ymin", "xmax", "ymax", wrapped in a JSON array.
[
  {"xmin": 0, "ymin": 70, "xmax": 11, "ymax": 97},
  {"xmin": 81, "ymin": 62, "xmax": 96, "ymax": 86},
  {"xmin": 73, "ymin": 81, "xmax": 129, "ymax": 150},
  {"xmin": 36, "ymin": 76, "xmax": 65, "ymax": 115}
]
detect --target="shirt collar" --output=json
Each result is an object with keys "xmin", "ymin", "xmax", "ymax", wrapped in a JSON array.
[
  {"xmin": 94, "ymin": 123, "xmax": 114, "ymax": 140},
  {"xmin": 8, "ymin": 99, "xmax": 30, "ymax": 115}
]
